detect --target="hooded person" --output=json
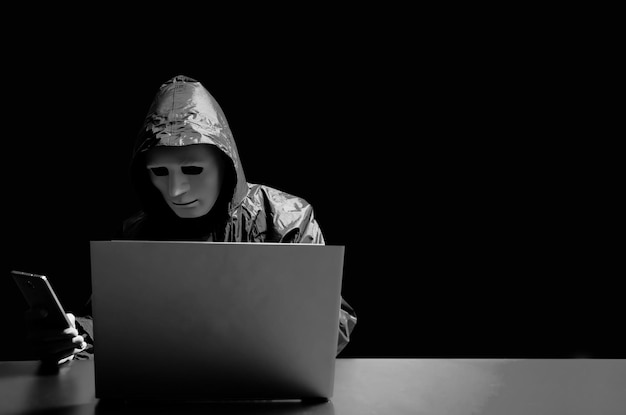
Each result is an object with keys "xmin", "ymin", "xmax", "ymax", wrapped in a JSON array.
[{"xmin": 70, "ymin": 75, "xmax": 356, "ymax": 359}]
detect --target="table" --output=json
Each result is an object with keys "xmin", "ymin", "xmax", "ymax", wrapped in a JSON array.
[{"xmin": 1, "ymin": 359, "xmax": 625, "ymax": 414}]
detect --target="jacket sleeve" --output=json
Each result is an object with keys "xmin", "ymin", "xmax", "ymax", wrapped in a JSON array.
[
  {"xmin": 337, "ymin": 297, "xmax": 357, "ymax": 355},
  {"xmin": 73, "ymin": 295, "xmax": 95, "ymax": 360},
  {"xmin": 272, "ymin": 197, "xmax": 324, "ymax": 244},
  {"xmin": 74, "ymin": 315, "xmax": 95, "ymax": 360}
]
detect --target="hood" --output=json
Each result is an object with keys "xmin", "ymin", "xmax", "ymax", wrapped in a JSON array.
[{"xmin": 132, "ymin": 75, "xmax": 248, "ymax": 209}]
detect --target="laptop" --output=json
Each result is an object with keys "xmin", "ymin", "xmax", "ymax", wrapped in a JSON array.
[{"xmin": 89, "ymin": 240, "xmax": 344, "ymax": 402}]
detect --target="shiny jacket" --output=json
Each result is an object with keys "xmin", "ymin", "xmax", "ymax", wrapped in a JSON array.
[{"xmin": 77, "ymin": 75, "xmax": 356, "ymax": 357}]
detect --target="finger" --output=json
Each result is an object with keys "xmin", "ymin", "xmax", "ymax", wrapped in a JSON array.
[
  {"xmin": 62, "ymin": 326, "xmax": 79, "ymax": 336},
  {"xmin": 30, "ymin": 336, "xmax": 80, "ymax": 353},
  {"xmin": 71, "ymin": 335, "xmax": 86, "ymax": 349},
  {"xmin": 43, "ymin": 335, "xmax": 85, "ymax": 352},
  {"xmin": 57, "ymin": 354, "xmax": 75, "ymax": 365},
  {"xmin": 59, "ymin": 344, "xmax": 87, "ymax": 362},
  {"xmin": 66, "ymin": 313, "xmax": 76, "ymax": 329},
  {"xmin": 33, "ymin": 336, "xmax": 76, "ymax": 352},
  {"xmin": 30, "ymin": 336, "xmax": 81, "ymax": 355},
  {"xmin": 42, "ymin": 350, "xmax": 75, "ymax": 366},
  {"xmin": 74, "ymin": 343, "xmax": 87, "ymax": 353},
  {"xmin": 28, "ymin": 328, "xmax": 78, "ymax": 342},
  {"xmin": 37, "ymin": 343, "xmax": 78, "ymax": 360}
]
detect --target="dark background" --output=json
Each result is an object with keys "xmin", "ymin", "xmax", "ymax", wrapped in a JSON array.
[{"xmin": 0, "ymin": 17, "xmax": 618, "ymax": 359}]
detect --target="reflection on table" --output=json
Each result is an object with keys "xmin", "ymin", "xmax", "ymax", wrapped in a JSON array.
[{"xmin": 1, "ymin": 358, "xmax": 625, "ymax": 414}]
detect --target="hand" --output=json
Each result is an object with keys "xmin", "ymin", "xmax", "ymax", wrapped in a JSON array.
[{"xmin": 25, "ymin": 310, "xmax": 87, "ymax": 365}]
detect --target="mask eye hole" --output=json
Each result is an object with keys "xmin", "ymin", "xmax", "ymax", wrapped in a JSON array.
[
  {"xmin": 182, "ymin": 166, "xmax": 203, "ymax": 175},
  {"xmin": 149, "ymin": 167, "xmax": 168, "ymax": 177}
]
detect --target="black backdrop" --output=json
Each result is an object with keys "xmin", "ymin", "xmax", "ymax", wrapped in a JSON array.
[{"xmin": 0, "ymin": 22, "xmax": 618, "ymax": 360}]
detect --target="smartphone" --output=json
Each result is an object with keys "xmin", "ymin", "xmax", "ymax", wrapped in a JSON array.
[{"xmin": 11, "ymin": 270, "xmax": 72, "ymax": 330}]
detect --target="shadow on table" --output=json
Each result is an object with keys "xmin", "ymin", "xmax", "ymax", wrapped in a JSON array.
[
  {"xmin": 0, "ymin": 360, "xmax": 72, "ymax": 379},
  {"xmin": 94, "ymin": 399, "xmax": 335, "ymax": 415}
]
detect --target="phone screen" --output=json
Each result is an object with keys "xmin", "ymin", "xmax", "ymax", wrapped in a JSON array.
[{"xmin": 11, "ymin": 270, "xmax": 72, "ymax": 329}]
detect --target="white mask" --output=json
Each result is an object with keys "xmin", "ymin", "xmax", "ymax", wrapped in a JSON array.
[{"xmin": 145, "ymin": 145, "xmax": 222, "ymax": 219}]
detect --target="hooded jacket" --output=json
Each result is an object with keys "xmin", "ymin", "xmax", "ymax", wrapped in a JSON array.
[
  {"xmin": 123, "ymin": 75, "xmax": 322, "ymax": 244},
  {"xmin": 76, "ymin": 75, "xmax": 356, "ymax": 357}
]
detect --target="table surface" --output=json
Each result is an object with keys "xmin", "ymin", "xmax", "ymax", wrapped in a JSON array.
[{"xmin": 1, "ymin": 358, "xmax": 625, "ymax": 415}]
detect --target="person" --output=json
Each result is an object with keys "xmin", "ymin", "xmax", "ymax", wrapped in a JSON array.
[{"xmin": 26, "ymin": 75, "xmax": 357, "ymax": 364}]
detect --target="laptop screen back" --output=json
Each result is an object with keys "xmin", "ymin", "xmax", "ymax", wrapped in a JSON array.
[{"xmin": 90, "ymin": 241, "xmax": 344, "ymax": 401}]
